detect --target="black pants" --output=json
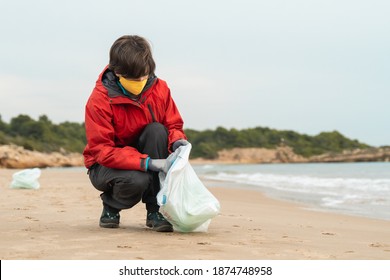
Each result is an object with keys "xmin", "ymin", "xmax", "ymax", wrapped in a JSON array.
[{"xmin": 88, "ymin": 122, "xmax": 169, "ymax": 212}]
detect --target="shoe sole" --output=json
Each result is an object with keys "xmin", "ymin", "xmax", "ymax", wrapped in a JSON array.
[
  {"xmin": 146, "ymin": 222, "xmax": 173, "ymax": 232},
  {"xmin": 99, "ymin": 222, "xmax": 119, "ymax": 228}
]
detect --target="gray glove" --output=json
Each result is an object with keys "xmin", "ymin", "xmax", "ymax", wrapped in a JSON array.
[
  {"xmin": 172, "ymin": 139, "xmax": 190, "ymax": 152},
  {"xmin": 148, "ymin": 159, "xmax": 170, "ymax": 173}
]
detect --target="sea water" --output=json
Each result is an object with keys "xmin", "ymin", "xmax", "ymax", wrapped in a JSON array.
[{"xmin": 192, "ymin": 162, "xmax": 390, "ymax": 221}]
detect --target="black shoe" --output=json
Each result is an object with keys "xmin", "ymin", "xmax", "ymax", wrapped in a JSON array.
[
  {"xmin": 146, "ymin": 212, "xmax": 173, "ymax": 232},
  {"xmin": 99, "ymin": 205, "xmax": 120, "ymax": 228}
]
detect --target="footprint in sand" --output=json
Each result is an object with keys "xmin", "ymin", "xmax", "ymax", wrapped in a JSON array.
[
  {"xmin": 25, "ymin": 216, "xmax": 40, "ymax": 222},
  {"xmin": 369, "ymin": 243, "xmax": 390, "ymax": 249},
  {"xmin": 117, "ymin": 245, "xmax": 132, "ymax": 249}
]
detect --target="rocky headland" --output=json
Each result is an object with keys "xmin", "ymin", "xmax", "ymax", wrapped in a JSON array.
[
  {"xmin": 1, "ymin": 144, "xmax": 389, "ymax": 169},
  {"xmin": 0, "ymin": 145, "xmax": 83, "ymax": 169},
  {"xmin": 193, "ymin": 145, "xmax": 390, "ymax": 164}
]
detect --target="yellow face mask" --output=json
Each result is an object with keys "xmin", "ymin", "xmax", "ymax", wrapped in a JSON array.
[{"xmin": 119, "ymin": 76, "xmax": 148, "ymax": 95}]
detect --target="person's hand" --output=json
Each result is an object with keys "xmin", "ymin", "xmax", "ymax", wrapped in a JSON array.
[
  {"xmin": 172, "ymin": 139, "xmax": 190, "ymax": 152},
  {"xmin": 148, "ymin": 159, "xmax": 171, "ymax": 173}
]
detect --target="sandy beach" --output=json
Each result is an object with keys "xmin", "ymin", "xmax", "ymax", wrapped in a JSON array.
[{"xmin": 0, "ymin": 167, "xmax": 390, "ymax": 260}]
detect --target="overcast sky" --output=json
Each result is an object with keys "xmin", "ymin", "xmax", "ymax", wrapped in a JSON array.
[{"xmin": 0, "ymin": 0, "xmax": 389, "ymax": 146}]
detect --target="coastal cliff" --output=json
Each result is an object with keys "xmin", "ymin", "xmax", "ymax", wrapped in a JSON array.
[
  {"xmin": 0, "ymin": 145, "xmax": 83, "ymax": 169},
  {"xmin": 1, "ymin": 144, "xmax": 389, "ymax": 169},
  {"xmin": 194, "ymin": 146, "xmax": 390, "ymax": 164},
  {"xmin": 308, "ymin": 147, "xmax": 390, "ymax": 163}
]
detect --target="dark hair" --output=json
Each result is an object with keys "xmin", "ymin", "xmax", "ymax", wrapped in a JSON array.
[{"xmin": 108, "ymin": 35, "xmax": 156, "ymax": 78}]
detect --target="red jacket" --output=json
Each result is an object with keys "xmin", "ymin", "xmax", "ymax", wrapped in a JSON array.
[{"xmin": 83, "ymin": 66, "xmax": 186, "ymax": 171}]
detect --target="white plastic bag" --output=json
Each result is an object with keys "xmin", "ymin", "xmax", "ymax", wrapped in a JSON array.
[
  {"xmin": 10, "ymin": 168, "xmax": 41, "ymax": 189},
  {"xmin": 157, "ymin": 144, "xmax": 220, "ymax": 232}
]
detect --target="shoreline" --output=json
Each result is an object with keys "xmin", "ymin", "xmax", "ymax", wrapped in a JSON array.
[
  {"xmin": 1, "ymin": 168, "xmax": 390, "ymax": 260},
  {"xmin": 200, "ymin": 176, "xmax": 390, "ymax": 223}
]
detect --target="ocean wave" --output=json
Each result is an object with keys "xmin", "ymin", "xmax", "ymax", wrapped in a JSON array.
[
  {"xmin": 206, "ymin": 172, "xmax": 390, "ymax": 192},
  {"xmin": 194, "ymin": 163, "xmax": 390, "ymax": 220}
]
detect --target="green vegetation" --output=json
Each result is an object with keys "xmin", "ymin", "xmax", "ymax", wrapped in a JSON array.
[
  {"xmin": 0, "ymin": 114, "xmax": 85, "ymax": 153},
  {"xmin": 0, "ymin": 114, "xmax": 370, "ymax": 158},
  {"xmin": 186, "ymin": 126, "xmax": 371, "ymax": 159}
]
